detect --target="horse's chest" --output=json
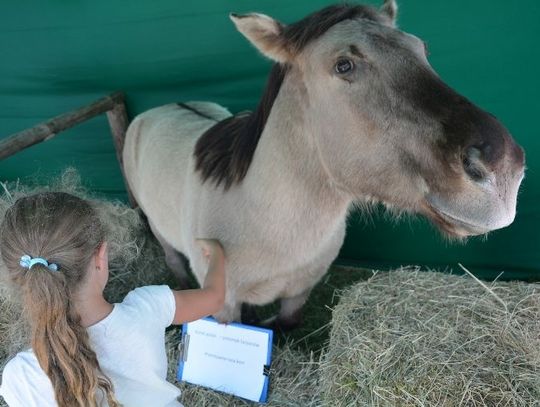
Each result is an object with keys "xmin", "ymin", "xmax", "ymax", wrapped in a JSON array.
[{"xmin": 233, "ymin": 219, "xmax": 347, "ymax": 304}]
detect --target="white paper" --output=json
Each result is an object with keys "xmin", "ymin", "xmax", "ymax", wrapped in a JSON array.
[{"xmin": 178, "ymin": 318, "xmax": 271, "ymax": 402}]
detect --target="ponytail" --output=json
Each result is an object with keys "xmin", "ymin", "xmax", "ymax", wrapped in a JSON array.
[
  {"xmin": 22, "ymin": 265, "xmax": 119, "ymax": 407},
  {"xmin": 0, "ymin": 192, "xmax": 122, "ymax": 406}
]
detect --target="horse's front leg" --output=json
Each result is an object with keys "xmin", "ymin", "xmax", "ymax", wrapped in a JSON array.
[
  {"xmin": 147, "ymin": 219, "xmax": 191, "ymax": 288},
  {"xmin": 278, "ymin": 289, "xmax": 312, "ymax": 329},
  {"xmin": 263, "ymin": 261, "xmax": 335, "ymax": 330},
  {"xmin": 269, "ymin": 227, "xmax": 345, "ymax": 330},
  {"xmin": 260, "ymin": 288, "xmax": 311, "ymax": 331}
]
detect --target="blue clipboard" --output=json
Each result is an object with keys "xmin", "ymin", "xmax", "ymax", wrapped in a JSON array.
[{"xmin": 177, "ymin": 317, "xmax": 273, "ymax": 403}]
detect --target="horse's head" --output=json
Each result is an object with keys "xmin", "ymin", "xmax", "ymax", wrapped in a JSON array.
[{"xmin": 231, "ymin": 1, "xmax": 525, "ymax": 237}]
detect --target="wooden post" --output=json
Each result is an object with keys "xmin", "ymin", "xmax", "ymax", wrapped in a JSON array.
[
  {"xmin": 106, "ymin": 97, "xmax": 137, "ymax": 207},
  {"xmin": 0, "ymin": 91, "xmax": 137, "ymax": 207}
]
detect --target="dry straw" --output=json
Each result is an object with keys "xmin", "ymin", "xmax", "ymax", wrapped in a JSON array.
[
  {"xmin": 0, "ymin": 170, "xmax": 169, "ymax": 362},
  {"xmin": 320, "ymin": 268, "xmax": 540, "ymax": 407},
  {"xmin": 0, "ymin": 170, "xmax": 320, "ymax": 406},
  {"xmin": 167, "ymin": 328, "xmax": 322, "ymax": 407}
]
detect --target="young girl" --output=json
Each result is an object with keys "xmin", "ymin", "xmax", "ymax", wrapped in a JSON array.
[{"xmin": 0, "ymin": 191, "xmax": 226, "ymax": 407}]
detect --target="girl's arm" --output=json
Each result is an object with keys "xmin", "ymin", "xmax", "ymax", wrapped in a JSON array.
[{"xmin": 171, "ymin": 239, "xmax": 226, "ymax": 324}]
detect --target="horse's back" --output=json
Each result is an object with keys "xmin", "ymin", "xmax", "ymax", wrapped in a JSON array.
[
  {"xmin": 123, "ymin": 102, "xmax": 232, "ymax": 250},
  {"xmin": 124, "ymin": 102, "xmax": 231, "ymax": 178}
]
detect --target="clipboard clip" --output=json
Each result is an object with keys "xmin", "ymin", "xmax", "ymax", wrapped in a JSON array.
[
  {"xmin": 178, "ymin": 333, "xmax": 190, "ymax": 362},
  {"xmin": 263, "ymin": 364, "xmax": 271, "ymax": 377}
]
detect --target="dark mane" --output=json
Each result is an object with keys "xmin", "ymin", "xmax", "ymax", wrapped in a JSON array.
[
  {"xmin": 194, "ymin": 64, "xmax": 288, "ymax": 189},
  {"xmin": 282, "ymin": 4, "xmax": 383, "ymax": 53},
  {"xmin": 194, "ymin": 4, "xmax": 381, "ymax": 189}
]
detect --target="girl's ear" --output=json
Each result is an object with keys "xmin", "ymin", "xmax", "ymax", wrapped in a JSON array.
[{"xmin": 95, "ymin": 242, "xmax": 108, "ymax": 271}]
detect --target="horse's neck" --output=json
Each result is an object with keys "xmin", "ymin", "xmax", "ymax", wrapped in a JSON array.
[{"xmin": 241, "ymin": 75, "xmax": 352, "ymax": 231}]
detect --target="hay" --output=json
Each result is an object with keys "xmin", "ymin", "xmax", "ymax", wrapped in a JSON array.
[
  {"xmin": 0, "ymin": 170, "xmax": 320, "ymax": 406},
  {"xmin": 166, "ymin": 329, "xmax": 321, "ymax": 407},
  {"xmin": 0, "ymin": 285, "xmax": 23, "ymax": 366},
  {"xmin": 0, "ymin": 169, "xmax": 173, "ymax": 365},
  {"xmin": 320, "ymin": 268, "xmax": 540, "ymax": 407}
]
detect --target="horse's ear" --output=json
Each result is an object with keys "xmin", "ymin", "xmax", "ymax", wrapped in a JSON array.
[
  {"xmin": 380, "ymin": 0, "xmax": 398, "ymax": 27},
  {"xmin": 230, "ymin": 13, "xmax": 291, "ymax": 63}
]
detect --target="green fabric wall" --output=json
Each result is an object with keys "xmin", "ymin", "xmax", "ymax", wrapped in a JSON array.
[{"xmin": 1, "ymin": 1, "xmax": 539, "ymax": 279}]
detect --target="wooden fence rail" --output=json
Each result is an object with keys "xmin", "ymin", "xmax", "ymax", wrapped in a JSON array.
[{"xmin": 0, "ymin": 91, "xmax": 136, "ymax": 206}]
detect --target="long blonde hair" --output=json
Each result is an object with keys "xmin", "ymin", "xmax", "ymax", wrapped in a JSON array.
[{"xmin": 0, "ymin": 192, "xmax": 120, "ymax": 407}]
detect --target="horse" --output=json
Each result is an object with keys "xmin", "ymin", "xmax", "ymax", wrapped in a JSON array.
[{"xmin": 123, "ymin": 1, "xmax": 525, "ymax": 327}]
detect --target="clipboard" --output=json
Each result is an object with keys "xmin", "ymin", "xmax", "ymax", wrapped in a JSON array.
[{"xmin": 177, "ymin": 317, "xmax": 273, "ymax": 403}]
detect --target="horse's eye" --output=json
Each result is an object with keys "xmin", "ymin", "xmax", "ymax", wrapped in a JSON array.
[{"xmin": 335, "ymin": 58, "xmax": 354, "ymax": 74}]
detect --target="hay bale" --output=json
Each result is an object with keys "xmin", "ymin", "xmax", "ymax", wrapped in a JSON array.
[{"xmin": 320, "ymin": 268, "xmax": 540, "ymax": 407}]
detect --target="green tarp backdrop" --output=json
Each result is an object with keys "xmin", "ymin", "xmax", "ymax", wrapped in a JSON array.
[{"xmin": 1, "ymin": 1, "xmax": 539, "ymax": 280}]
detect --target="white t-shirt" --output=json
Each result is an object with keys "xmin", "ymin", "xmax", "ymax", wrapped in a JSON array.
[{"xmin": 0, "ymin": 285, "xmax": 182, "ymax": 407}]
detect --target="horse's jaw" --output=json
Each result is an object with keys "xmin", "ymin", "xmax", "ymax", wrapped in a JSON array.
[
  {"xmin": 423, "ymin": 184, "xmax": 520, "ymax": 238},
  {"xmin": 422, "ymin": 201, "xmax": 491, "ymax": 238}
]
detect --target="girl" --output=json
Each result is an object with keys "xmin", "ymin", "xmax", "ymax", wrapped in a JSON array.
[{"xmin": 0, "ymin": 191, "xmax": 226, "ymax": 407}]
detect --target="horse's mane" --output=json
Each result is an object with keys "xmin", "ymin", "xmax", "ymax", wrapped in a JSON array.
[{"xmin": 194, "ymin": 4, "xmax": 383, "ymax": 189}]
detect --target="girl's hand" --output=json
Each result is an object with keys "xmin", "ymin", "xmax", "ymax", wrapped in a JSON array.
[
  {"xmin": 196, "ymin": 239, "xmax": 224, "ymax": 262},
  {"xmin": 170, "ymin": 239, "xmax": 226, "ymax": 325}
]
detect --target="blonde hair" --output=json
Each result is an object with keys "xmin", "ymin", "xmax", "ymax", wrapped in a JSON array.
[{"xmin": 0, "ymin": 192, "xmax": 120, "ymax": 407}]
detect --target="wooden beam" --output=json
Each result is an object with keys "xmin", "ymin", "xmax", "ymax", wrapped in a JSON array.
[
  {"xmin": 0, "ymin": 92, "xmax": 124, "ymax": 161},
  {"xmin": 0, "ymin": 91, "xmax": 138, "ymax": 207}
]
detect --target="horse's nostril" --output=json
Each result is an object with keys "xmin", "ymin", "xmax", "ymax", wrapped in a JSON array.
[{"xmin": 463, "ymin": 146, "xmax": 485, "ymax": 181}]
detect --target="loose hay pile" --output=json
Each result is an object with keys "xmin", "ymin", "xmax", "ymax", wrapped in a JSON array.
[
  {"xmin": 0, "ymin": 170, "xmax": 321, "ymax": 407},
  {"xmin": 0, "ymin": 170, "xmax": 172, "ymax": 365},
  {"xmin": 320, "ymin": 269, "xmax": 540, "ymax": 407},
  {"xmin": 166, "ymin": 329, "xmax": 321, "ymax": 407}
]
